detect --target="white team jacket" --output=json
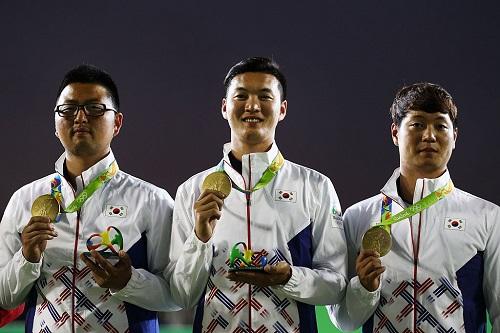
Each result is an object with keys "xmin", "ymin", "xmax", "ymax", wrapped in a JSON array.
[
  {"xmin": 329, "ymin": 168, "xmax": 500, "ymax": 333},
  {"xmin": 0, "ymin": 151, "xmax": 179, "ymax": 333},
  {"xmin": 167, "ymin": 143, "xmax": 347, "ymax": 333}
]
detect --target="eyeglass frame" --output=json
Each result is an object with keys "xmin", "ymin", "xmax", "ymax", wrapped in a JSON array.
[{"xmin": 54, "ymin": 103, "xmax": 118, "ymax": 118}]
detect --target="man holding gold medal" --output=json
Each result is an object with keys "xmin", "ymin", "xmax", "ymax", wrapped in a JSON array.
[
  {"xmin": 0, "ymin": 65, "xmax": 178, "ymax": 332},
  {"xmin": 329, "ymin": 83, "xmax": 500, "ymax": 332},
  {"xmin": 167, "ymin": 57, "xmax": 347, "ymax": 332}
]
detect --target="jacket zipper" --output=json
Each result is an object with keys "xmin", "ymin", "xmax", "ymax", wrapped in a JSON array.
[
  {"xmin": 410, "ymin": 182, "xmax": 425, "ymax": 333},
  {"xmin": 69, "ymin": 174, "xmax": 84, "ymax": 333},
  {"xmin": 246, "ymin": 154, "xmax": 252, "ymax": 331}
]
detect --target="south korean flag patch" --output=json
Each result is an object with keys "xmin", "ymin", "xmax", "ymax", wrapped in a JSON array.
[
  {"xmin": 105, "ymin": 205, "xmax": 128, "ymax": 218},
  {"xmin": 275, "ymin": 189, "xmax": 296, "ymax": 203},
  {"xmin": 444, "ymin": 217, "xmax": 465, "ymax": 231}
]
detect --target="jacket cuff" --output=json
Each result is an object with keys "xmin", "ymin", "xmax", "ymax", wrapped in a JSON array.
[
  {"xmin": 272, "ymin": 266, "xmax": 297, "ymax": 293},
  {"xmin": 16, "ymin": 250, "xmax": 42, "ymax": 277},
  {"xmin": 110, "ymin": 268, "xmax": 143, "ymax": 297},
  {"xmin": 348, "ymin": 275, "xmax": 380, "ymax": 304}
]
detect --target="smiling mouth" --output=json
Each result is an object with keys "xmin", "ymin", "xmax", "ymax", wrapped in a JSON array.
[{"xmin": 242, "ymin": 118, "xmax": 262, "ymax": 123}]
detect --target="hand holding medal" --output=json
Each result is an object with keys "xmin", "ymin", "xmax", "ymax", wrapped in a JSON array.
[{"xmin": 193, "ymin": 171, "xmax": 231, "ymax": 243}]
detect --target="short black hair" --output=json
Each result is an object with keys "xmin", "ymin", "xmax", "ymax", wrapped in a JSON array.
[
  {"xmin": 390, "ymin": 82, "xmax": 458, "ymax": 128},
  {"xmin": 223, "ymin": 57, "xmax": 287, "ymax": 101},
  {"xmin": 56, "ymin": 64, "xmax": 120, "ymax": 110}
]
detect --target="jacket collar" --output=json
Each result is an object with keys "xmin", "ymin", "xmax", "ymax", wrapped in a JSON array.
[
  {"xmin": 220, "ymin": 142, "xmax": 281, "ymax": 191},
  {"xmin": 55, "ymin": 150, "xmax": 118, "ymax": 193},
  {"xmin": 381, "ymin": 167, "xmax": 452, "ymax": 205}
]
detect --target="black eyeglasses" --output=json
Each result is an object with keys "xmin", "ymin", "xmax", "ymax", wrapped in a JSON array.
[{"xmin": 54, "ymin": 103, "xmax": 117, "ymax": 118}]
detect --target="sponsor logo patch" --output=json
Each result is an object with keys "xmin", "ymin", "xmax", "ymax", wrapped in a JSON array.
[
  {"xmin": 105, "ymin": 205, "xmax": 128, "ymax": 218},
  {"xmin": 275, "ymin": 190, "xmax": 296, "ymax": 203},
  {"xmin": 331, "ymin": 207, "xmax": 343, "ymax": 229},
  {"xmin": 444, "ymin": 217, "xmax": 465, "ymax": 231}
]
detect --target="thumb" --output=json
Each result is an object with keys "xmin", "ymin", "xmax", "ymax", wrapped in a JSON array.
[{"xmin": 118, "ymin": 250, "xmax": 131, "ymax": 265}]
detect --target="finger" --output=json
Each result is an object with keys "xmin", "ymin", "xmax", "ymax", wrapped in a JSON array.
[
  {"xmin": 196, "ymin": 201, "xmax": 222, "ymax": 214},
  {"xmin": 91, "ymin": 251, "xmax": 115, "ymax": 272},
  {"xmin": 357, "ymin": 250, "xmax": 380, "ymax": 263},
  {"xmin": 23, "ymin": 228, "xmax": 58, "ymax": 239},
  {"xmin": 198, "ymin": 189, "xmax": 226, "ymax": 201},
  {"xmin": 227, "ymin": 272, "xmax": 261, "ymax": 285},
  {"xmin": 25, "ymin": 234, "xmax": 55, "ymax": 244},
  {"xmin": 195, "ymin": 191, "xmax": 224, "ymax": 209},
  {"xmin": 357, "ymin": 256, "xmax": 382, "ymax": 270},
  {"xmin": 80, "ymin": 253, "xmax": 107, "ymax": 277},
  {"xmin": 364, "ymin": 267, "xmax": 386, "ymax": 281},
  {"xmin": 116, "ymin": 251, "xmax": 131, "ymax": 267},
  {"xmin": 357, "ymin": 259, "xmax": 383, "ymax": 277},
  {"xmin": 197, "ymin": 208, "xmax": 222, "ymax": 222},
  {"xmin": 23, "ymin": 221, "xmax": 55, "ymax": 234},
  {"xmin": 195, "ymin": 197, "xmax": 224, "ymax": 213},
  {"xmin": 27, "ymin": 216, "xmax": 52, "ymax": 224}
]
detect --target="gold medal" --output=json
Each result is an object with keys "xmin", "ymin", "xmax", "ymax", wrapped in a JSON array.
[
  {"xmin": 202, "ymin": 172, "xmax": 232, "ymax": 198},
  {"xmin": 31, "ymin": 194, "xmax": 60, "ymax": 222},
  {"xmin": 361, "ymin": 226, "xmax": 392, "ymax": 257}
]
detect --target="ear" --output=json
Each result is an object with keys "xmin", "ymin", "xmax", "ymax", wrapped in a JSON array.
[
  {"xmin": 113, "ymin": 113, "xmax": 124, "ymax": 137},
  {"xmin": 452, "ymin": 127, "xmax": 458, "ymax": 150},
  {"xmin": 391, "ymin": 123, "xmax": 399, "ymax": 146},
  {"xmin": 221, "ymin": 98, "xmax": 228, "ymax": 120},
  {"xmin": 278, "ymin": 100, "xmax": 287, "ymax": 122},
  {"xmin": 55, "ymin": 131, "xmax": 59, "ymax": 138}
]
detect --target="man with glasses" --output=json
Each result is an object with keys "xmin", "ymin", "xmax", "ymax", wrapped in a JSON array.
[
  {"xmin": 328, "ymin": 83, "xmax": 500, "ymax": 332},
  {"xmin": 0, "ymin": 64, "xmax": 178, "ymax": 332}
]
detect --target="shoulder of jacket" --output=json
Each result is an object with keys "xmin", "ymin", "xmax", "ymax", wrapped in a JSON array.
[
  {"xmin": 114, "ymin": 171, "xmax": 172, "ymax": 200},
  {"xmin": 344, "ymin": 193, "xmax": 384, "ymax": 218},
  {"xmin": 452, "ymin": 187, "xmax": 500, "ymax": 212},
  {"xmin": 283, "ymin": 160, "xmax": 332, "ymax": 184}
]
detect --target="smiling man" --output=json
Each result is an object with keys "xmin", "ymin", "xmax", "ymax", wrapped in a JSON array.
[
  {"xmin": 167, "ymin": 57, "xmax": 347, "ymax": 332},
  {"xmin": 329, "ymin": 83, "xmax": 500, "ymax": 332},
  {"xmin": 0, "ymin": 64, "xmax": 178, "ymax": 332}
]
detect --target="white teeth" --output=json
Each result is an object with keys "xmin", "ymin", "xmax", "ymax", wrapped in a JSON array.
[{"xmin": 243, "ymin": 118, "xmax": 261, "ymax": 123}]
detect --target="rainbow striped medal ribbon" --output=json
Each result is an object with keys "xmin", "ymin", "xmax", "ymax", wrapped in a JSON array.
[
  {"xmin": 201, "ymin": 151, "xmax": 285, "ymax": 197},
  {"xmin": 361, "ymin": 180, "xmax": 454, "ymax": 256},
  {"xmin": 31, "ymin": 161, "xmax": 119, "ymax": 223}
]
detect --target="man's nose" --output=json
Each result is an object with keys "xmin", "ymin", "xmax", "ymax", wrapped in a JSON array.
[
  {"xmin": 74, "ymin": 107, "xmax": 89, "ymax": 122},
  {"xmin": 422, "ymin": 125, "xmax": 437, "ymax": 142},
  {"xmin": 245, "ymin": 96, "xmax": 261, "ymax": 112}
]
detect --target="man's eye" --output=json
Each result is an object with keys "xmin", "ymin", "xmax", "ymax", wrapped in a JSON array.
[
  {"xmin": 411, "ymin": 122, "xmax": 424, "ymax": 128},
  {"xmin": 60, "ymin": 105, "xmax": 77, "ymax": 112},
  {"xmin": 437, "ymin": 124, "xmax": 448, "ymax": 130},
  {"xmin": 87, "ymin": 104, "xmax": 104, "ymax": 112},
  {"xmin": 260, "ymin": 95, "xmax": 273, "ymax": 100},
  {"xmin": 234, "ymin": 94, "xmax": 247, "ymax": 100}
]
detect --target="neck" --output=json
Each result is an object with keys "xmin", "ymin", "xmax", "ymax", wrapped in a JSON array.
[
  {"xmin": 230, "ymin": 139, "xmax": 273, "ymax": 161},
  {"xmin": 65, "ymin": 150, "xmax": 109, "ymax": 187},
  {"xmin": 398, "ymin": 166, "xmax": 446, "ymax": 203}
]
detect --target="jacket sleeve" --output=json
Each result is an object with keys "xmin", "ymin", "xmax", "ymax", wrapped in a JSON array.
[
  {"xmin": 484, "ymin": 204, "xmax": 500, "ymax": 332},
  {"xmin": 165, "ymin": 183, "xmax": 213, "ymax": 309},
  {"xmin": 0, "ymin": 190, "xmax": 42, "ymax": 309},
  {"xmin": 111, "ymin": 188, "xmax": 181, "ymax": 312},
  {"xmin": 272, "ymin": 176, "xmax": 347, "ymax": 305},
  {"xmin": 327, "ymin": 203, "xmax": 381, "ymax": 331}
]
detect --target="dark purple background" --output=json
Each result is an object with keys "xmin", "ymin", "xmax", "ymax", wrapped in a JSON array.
[{"xmin": 1, "ymin": 2, "xmax": 499, "ymax": 212}]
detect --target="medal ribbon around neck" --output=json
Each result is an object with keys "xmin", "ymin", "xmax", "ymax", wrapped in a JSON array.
[
  {"xmin": 218, "ymin": 151, "xmax": 285, "ymax": 194},
  {"xmin": 51, "ymin": 161, "xmax": 119, "ymax": 216},
  {"xmin": 378, "ymin": 180, "xmax": 454, "ymax": 228}
]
